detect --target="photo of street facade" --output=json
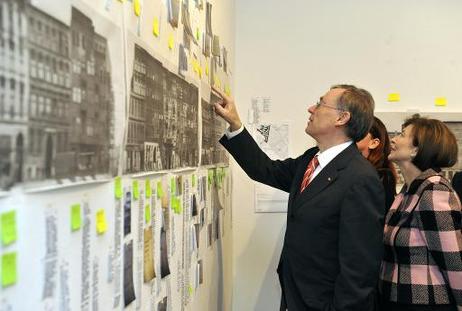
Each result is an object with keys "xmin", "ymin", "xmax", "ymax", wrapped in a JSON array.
[
  {"xmin": 0, "ymin": 0, "xmax": 116, "ymax": 189},
  {"xmin": 125, "ymin": 44, "xmax": 199, "ymax": 173}
]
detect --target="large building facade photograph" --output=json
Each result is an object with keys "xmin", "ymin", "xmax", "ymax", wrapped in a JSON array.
[{"xmin": 0, "ymin": 0, "xmax": 116, "ymax": 190}]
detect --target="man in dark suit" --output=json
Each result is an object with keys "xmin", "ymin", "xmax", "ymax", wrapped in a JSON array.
[
  {"xmin": 452, "ymin": 171, "xmax": 462, "ymax": 200},
  {"xmin": 213, "ymin": 85, "xmax": 385, "ymax": 311}
]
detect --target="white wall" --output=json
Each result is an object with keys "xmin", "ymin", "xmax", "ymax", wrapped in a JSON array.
[{"xmin": 232, "ymin": 1, "xmax": 462, "ymax": 310}]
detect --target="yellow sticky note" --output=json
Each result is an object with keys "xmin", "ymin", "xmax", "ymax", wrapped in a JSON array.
[
  {"xmin": 192, "ymin": 174, "xmax": 196, "ymax": 187},
  {"xmin": 157, "ymin": 182, "xmax": 164, "ymax": 199},
  {"xmin": 114, "ymin": 176, "xmax": 122, "ymax": 199},
  {"xmin": 118, "ymin": 0, "xmax": 124, "ymax": 2},
  {"xmin": 96, "ymin": 209, "xmax": 107, "ymax": 234},
  {"xmin": 145, "ymin": 204, "xmax": 151, "ymax": 224},
  {"xmin": 188, "ymin": 285, "xmax": 193, "ymax": 296},
  {"xmin": 133, "ymin": 180, "xmax": 139, "ymax": 200},
  {"xmin": 71, "ymin": 204, "xmax": 81, "ymax": 231},
  {"xmin": 2, "ymin": 252, "xmax": 17, "ymax": 287},
  {"xmin": 387, "ymin": 93, "xmax": 400, "ymax": 102},
  {"xmin": 145, "ymin": 179, "xmax": 152, "ymax": 198},
  {"xmin": 153, "ymin": 17, "xmax": 160, "ymax": 37},
  {"xmin": 168, "ymin": 34, "xmax": 174, "ymax": 50},
  {"xmin": 205, "ymin": 63, "xmax": 209, "ymax": 76},
  {"xmin": 225, "ymin": 85, "xmax": 231, "ymax": 96},
  {"xmin": 196, "ymin": 28, "xmax": 200, "ymax": 41},
  {"xmin": 435, "ymin": 97, "xmax": 447, "ymax": 106},
  {"xmin": 134, "ymin": 0, "xmax": 141, "ymax": 16},
  {"xmin": 1, "ymin": 210, "xmax": 17, "ymax": 246}
]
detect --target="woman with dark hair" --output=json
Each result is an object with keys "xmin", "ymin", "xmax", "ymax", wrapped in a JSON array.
[
  {"xmin": 379, "ymin": 114, "xmax": 462, "ymax": 311},
  {"xmin": 357, "ymin": 116, "xmax": 397, "ymax": 212}
]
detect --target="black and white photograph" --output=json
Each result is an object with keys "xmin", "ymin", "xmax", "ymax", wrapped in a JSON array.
[
  {"xmin": 124, "ymin": 42, "xmax": 199, "ymax": 174},
  {"xmin": 0, "ymin": 0, "xmax": 125, "ymax": 190},
  {"xmin": 200, "ymin": 93, "xmax": 229, "ymax": 166},
  {"xmin": 123, "ymin": 240, "xmax": 136, "ymax": 307}
]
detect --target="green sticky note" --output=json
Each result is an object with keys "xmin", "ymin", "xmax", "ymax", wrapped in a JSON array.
[
  {"xmin": 145, "ymin": 204, "xmax": 151, "ymax": 224},
  {"xmin": 188, "ymin": 284, "xmax": 193, "ymax": 296},
  {"xmin": 1, "ymin": 210, "xmax": 17, "ymax": 246},
  {"xmin": 71, "ymin": 204, "xmax": 81, "ymax": 231},
  {"xmin": 2, "ymin": 252, "xmax": 17, "ymax": 287},
  {"xmin": 170, "ymin": 177, "xmax": 176, "ymax": 195},
  {"xmin": 145, "ymin": 179, "xmax": 152, "ymax": 198},
  {"xmin": 133, "ymin": 180, "xmax": 139, "ymax": 200},
  {"xmin": 195, "ymin": 28, "xmax": 200, "ymax": 41},
  {"xmin": 114, "ymin": 176, "xmax": 122, "ymax": 199},
  {"xmin": 157, "ymin": 182, "xmax": 164, "ymax": 199},
  {"xmin": 176, "ymin": 198, "xmax": 182, "ymax": 214},
  {"xmin": 192, "ymin": 174, "xmax": 196, "ymax": 187},
  {"xmin": 171, "ymin": 197, "xmax": 182, "ymax": 214}
]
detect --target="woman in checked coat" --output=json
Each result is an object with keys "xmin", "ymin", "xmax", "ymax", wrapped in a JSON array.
[{"xmin": 379, "ymin": 114, "xmax": 462, "ymax": 311}]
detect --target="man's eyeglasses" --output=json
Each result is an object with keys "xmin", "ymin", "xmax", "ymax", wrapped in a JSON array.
[{"xmin": 315, "ymin": 100, "xmax": 344, "ymax": 111}]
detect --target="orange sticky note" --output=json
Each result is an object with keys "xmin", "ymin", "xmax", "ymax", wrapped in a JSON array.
[{"xmin": 435, "ymin": 97, "xmax": 447, "ymax": 106}]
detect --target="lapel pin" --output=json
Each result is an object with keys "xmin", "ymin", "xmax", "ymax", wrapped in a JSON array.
[{"xmin": 327, "ymin": 177, "xmax": 332, "ymax": 182}]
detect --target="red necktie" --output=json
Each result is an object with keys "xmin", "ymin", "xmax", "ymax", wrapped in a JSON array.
[{"xmin": 300, "ymin": 155, "xmax": 319, "ymax": 193}]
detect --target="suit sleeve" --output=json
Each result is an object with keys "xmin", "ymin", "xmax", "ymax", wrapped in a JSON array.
[
  {"xmin": 328, "ymin": 174, "xmax": 385, "ymax": 311},
  {"xmin": 417, "ymin": 185, "xmax": 462, "ymax": 311},
  {"xmin": 219, "ymin": 128, "xmax": 302, "ymax": 192}
]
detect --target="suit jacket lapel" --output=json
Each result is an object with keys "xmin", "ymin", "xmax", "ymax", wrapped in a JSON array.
[
  {"xmin": 287, "ymin": 148, "xmax": 318, "ymax": 216},
  {"xmin": 291, "ymin": 144, "xmax": 358, "ymax": 213}
]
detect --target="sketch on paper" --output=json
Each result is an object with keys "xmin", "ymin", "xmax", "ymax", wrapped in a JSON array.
[
  {"xmin": 0, "ymin": 0, "xmax": 121, "ymax": 190},
  {"xmin": 200, "ymin": 93, "xmax": 229, "ymax": 166},
  {"xmin": 249, "ymin": 122, "xmax": 290, "ymax": 213},
  {"xmin": 125, "ymin": 44, "xmax": 199, "ymax": 174}
]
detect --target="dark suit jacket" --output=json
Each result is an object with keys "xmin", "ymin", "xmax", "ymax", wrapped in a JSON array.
[
  {"xmin": 452, "ymin": 171, "xmax": 462, "ymax": 201},
  {"xmin": 220, "ymin": 129, "xmax": 385, "ymax": 311}
]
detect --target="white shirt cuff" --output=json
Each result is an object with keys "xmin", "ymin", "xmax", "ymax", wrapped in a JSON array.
[{"xmin": 225, "ymin": 124, "xmax": 244, "ymax": 139}]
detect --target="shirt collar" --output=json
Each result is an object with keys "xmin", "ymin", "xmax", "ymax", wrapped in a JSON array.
[{"xmin": 316, "ymin": 140, "xmax": 353, "ymax": 169}]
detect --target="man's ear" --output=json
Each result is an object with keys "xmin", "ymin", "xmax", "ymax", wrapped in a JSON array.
[
  {"xmin": 368, "ymin": 138, "xmax": 380, "ymax": 150},
  {"xmin": 336, "ymin": 111, "xmax": 351, "ymax": 126}
]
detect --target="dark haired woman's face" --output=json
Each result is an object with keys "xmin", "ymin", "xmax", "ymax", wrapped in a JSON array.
[{"xmin": 389, "ymin": 125, "xmax": 417, "ymax": 165}]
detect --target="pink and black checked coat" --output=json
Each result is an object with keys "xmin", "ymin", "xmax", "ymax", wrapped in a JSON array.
[{"xmin": 379, "ymin": 169, "xmax": 462, "ymax": 310}]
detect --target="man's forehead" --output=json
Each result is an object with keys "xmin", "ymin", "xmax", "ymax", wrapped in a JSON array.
[{"xmin": 324, "ymin": 88, "xmax": 345, "ymax": 101}]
